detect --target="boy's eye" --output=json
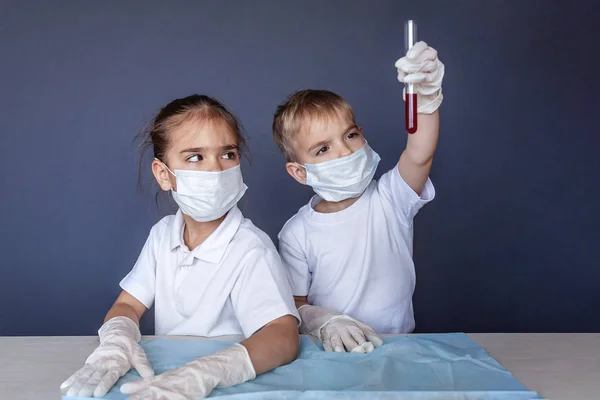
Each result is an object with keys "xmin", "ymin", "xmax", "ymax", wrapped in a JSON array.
[
  {"xmin": 222, "ymin": 151, "xmax": 238, "ymax": 160},
  {"xmin": 347, "ymin": 131, "xmax": 360, "ymax": 139},
  {"xmin": 187, "ymin": 154, "xmax": 202, "ymax": 162},
  {"xmin": 316, "ymin": 146, "xmax": 329, "ymax": 156}
]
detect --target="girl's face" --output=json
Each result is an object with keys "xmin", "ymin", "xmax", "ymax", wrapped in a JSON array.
[{"xmin": 152, "ymin": 118, "xmax": 240, "ymax": 192}]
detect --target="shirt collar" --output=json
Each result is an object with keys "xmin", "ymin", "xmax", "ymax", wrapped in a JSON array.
[{"xmin": 169, "ymin": 207, "xmax": 243, "ymax": 264}]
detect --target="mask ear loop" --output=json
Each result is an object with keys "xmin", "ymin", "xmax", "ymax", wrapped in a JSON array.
[
  {"xmin": 154, "ymin": 158, "xmax": 176, "ymax": 177},
  {"xmin": 292, "ymin": 162, "xmax": 310, "ymax": 186}
]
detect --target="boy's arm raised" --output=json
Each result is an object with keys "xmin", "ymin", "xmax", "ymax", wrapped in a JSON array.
[{"xmin": 395, "ymin": 41, "xmax": 445, "ymax": 195}]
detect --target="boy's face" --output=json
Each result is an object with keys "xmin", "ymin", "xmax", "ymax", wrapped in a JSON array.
[{"xmin": 286, "ymin": 112, "xmax": 366, "ymax": 185}]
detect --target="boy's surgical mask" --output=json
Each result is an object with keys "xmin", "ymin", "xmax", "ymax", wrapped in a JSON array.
[
  {"xmin": 159, "ymin": 161, "xmax": 247, "ymax": 222},
  {"xmin": 302, "ymin": 143, "xmax": 381, "ymax": 202}
]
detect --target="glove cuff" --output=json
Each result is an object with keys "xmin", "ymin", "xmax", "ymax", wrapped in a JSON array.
[
  {"xmin": 417, "ymin": 89, "xmax": 443, "ymax": 114},
  {"xmin": 298, "ymin": 304, "xmax": 342, "ymax": 339},
  {"xmin": 98, "ymin": 316, "xmax": 141, "ymax": 344},
  {"xmin": 206, "ymin": 343, "xmax": 256, "ymax": 388},
  {"xmin": 402, "ymin": 88, "xmax": 443, "ymax": 114}
]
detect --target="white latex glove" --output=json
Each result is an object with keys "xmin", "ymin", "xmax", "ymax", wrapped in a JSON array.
[
  {"xmin": 395, "ymin": 41, "xmax": 445, "ymax": 114},
  {"xmin": 120, "ymin": 343, "xmax": 256, "ymax": 400},
  {"xmin": 299, "ymin": 304, "xmax": 383, "ymax": 353},
  {"xmin": 60, "ymin": 316, "xmax": 154, "ymax": 398}
]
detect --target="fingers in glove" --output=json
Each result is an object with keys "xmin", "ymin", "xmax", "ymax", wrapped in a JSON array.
[
  {"xmin": 395, "ymin": 59, "xmax": 422, "ymax": 74},
  {"xmin": 366, "ymin": 334, "xmax": 383, "ymax": 348},
  {"xmin": 130, "ymin": 343, "xmax": 155, "ymax": 378},
  {"xmin": 60, "ymin": 365, "xmax": 86, "ymax": 392},
  {"xmin": 413, "ymin": 59, "xmax": 438, "ymax": 74},
  {"xmin": 411, "ymin": 48, "xmax": 438, "ymax": 65},
  {"xmin": 424, "ymin": 61, "xmax": 444, "ymax": 87},
  {"xmin": 355, "ymin": 321, "xmax": 383, "ymax": 349},
  {"xmin": 320, "ymin": 329, "xmax": 334, "ymax": 352},
  {"xmin": 396, "ymin": 58, "xmax": 436, "ymax": 74},
  {"xmin": 121, "ymin": 377, "xmax": 153, "ymax": 394},
  {"xmin": 397, "ymin": 70, "xmax": 408, "ymax": 82},
  {"xmin": 125, "ymin": 388, "xmax": 153, "ymax": 400},
  {"xmin": 94, "ymin": 368, "xmax": 122, "ymax": 398},
  {"xmin": 403, "ymin": 72, "xmax": 429, "ymax": 84},
  {"xmin": 78, "ymin": 368, "xmax": 105, "ymax": 397},
  {"xmin": 363, "ymin": 342, "xmax": 375, "ymax": 353},
  {"xmin": 404, "ymin": 63, "xmax": 443, "ymax": 84},
  {"xmin": 406, "ymin": 41, "xmax": 430, "ymax": 60},
  {"xmin": 339, "ymin": 328, "xmax": 360, "ymax": 352},
  {"xmin": 328, "ymin": 332, "xmax": 346, "ymax": 352},
  {"xmin": 66, "ymin": 364, "xmax": 96, "ymax": 396},
  {"xmin": 348, "ymin": 327, "xmax": 368, "ymax": 348},
  {"xmin": 396, "ymin": 44, "xmax": 434, "ymax": 72},
  {"xmin": 350, "ymin": 344, "xmax": 367, "ymax": 353},
  {"xmin": 322, "ymin": 338, "xmax": 334, "ymax": 352}
]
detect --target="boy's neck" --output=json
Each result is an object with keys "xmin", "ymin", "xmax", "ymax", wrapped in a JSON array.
[
  {"xmin": 181, "ymin": 213, "xmax": 227, "ymax": 250},
  {"xmin": 313, "ymin": 195, "xmax": 361, "ymax": 214}
]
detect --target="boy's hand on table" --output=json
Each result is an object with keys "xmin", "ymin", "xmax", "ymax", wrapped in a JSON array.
[
  {"xmin": 298, "ymin": 304, "xmax": 382, "ymax": 353},
  {"xmin": 320, "ymin": 316, "xmax": 383, "ymax": 353}
]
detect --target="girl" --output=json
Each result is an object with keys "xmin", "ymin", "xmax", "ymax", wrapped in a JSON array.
[{"xmin": 61, "ymin": 95, "xmax": 300, "ymax": 399}]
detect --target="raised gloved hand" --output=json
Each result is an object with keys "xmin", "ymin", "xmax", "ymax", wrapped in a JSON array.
[
  {"xmin": 395, "ymin": 41, "xmax": 445, "ymax": 114},
  {"xmin": 60, "ymin": 316, "xmax": 154, "ymax": 398},
  {"xmin": 120, "ymin": 343, "xmax": 256, "ymax": 400},
  {"xmin": 298, "ymin": 304, "xmax": 383, "ymax": 353}
]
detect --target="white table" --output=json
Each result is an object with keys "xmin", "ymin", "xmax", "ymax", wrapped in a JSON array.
[{"xmin": 1, "ymin": 333, "xmax": 599, "ymax": 400}]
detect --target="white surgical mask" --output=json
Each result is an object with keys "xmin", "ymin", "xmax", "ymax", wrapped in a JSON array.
[
  {"xmin": 302, "ymin": 143, "xmax": 381, "ymax": 202},
  {"xmin": 159, "ymin": 161, "xmax": 247, "ymax": 222}
]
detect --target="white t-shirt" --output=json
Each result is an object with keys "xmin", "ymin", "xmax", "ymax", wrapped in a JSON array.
[
  {"xmin": 278, "ymin": 166, "xmax": 434, "ymax": 334},
  {"xmin": 121, "ymin": 206, "xmax": 299, "ymax": 337}
]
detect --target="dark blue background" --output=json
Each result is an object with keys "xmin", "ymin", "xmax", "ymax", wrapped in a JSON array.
[{"xmin": 1, "ymin": 1, "xmax": 599, "ymax": 335}]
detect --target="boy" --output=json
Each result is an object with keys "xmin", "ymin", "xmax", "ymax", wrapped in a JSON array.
[{"xmin": 272, "ymin": 41, "xmax": 444, "ymax": 353}]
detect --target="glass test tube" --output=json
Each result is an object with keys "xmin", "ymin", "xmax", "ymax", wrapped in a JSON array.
[{"xmin": 405, "ymin": 20, "xmax": 418, "ymax": 134}]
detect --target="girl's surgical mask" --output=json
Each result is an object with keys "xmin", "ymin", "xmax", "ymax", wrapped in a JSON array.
[
  {"xmin": 159, "ymin": 160, "xmax": 247, "ymax": 222},
  {"xmin": 301, "ymin": 143, "xmax": 380, "ymax": 202}
]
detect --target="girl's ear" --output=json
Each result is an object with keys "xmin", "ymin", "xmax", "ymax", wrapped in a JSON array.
[
  {"xmin": 152, "ymin": 159, "xmax": 174, "ymax": 191},
  {"xmin": 286, "ymin": 162, "xmax": 307, "ymax": 185}
]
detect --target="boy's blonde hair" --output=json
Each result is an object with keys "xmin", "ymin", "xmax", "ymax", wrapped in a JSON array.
[{"xmin": 272, "ymin": 90, "xmax": 356, "ymax": 162}]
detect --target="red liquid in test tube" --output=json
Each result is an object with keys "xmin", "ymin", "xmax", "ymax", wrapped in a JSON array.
[
  {"xmin": 405, "ymin": 20, "xmax": 417, "ymax": 134},
  {"xmin": 405, "ymin": 93, "xmax": 418, "ymax": 133}
]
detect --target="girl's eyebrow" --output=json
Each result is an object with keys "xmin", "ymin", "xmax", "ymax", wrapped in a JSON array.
[
  {"xmin": 180, "ymin": 147, "xmax": 205, "ymax": 154},
  {"xmin": 180, "ymin": 144, "xmax": 238, "ymax": 154}
]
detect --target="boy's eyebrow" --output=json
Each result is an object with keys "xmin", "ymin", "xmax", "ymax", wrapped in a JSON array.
[
  {"xmin": 344, "ymin": 124, "xmax": 359, "ymax": 133},
  {"xmin": 306, "ymin": 125, "xmax": 358, "ymax": 153},
  {"xmin": 180, "ymin": 144, "xmax": 238, "ymax": 154}
]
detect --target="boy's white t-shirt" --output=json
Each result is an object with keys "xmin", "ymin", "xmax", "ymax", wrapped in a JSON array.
[
  {"xmin": 278, "ymin": 166, "xmax": 434, "ymax": 334},
  {"xmin": 120, "ymin": 206, "xmax": 299, "ymax": 337}
]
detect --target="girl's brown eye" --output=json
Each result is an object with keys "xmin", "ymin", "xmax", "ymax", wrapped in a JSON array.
[{"xmin": 187, "ymin": 154, "xmax": 202, "ymax": 162}]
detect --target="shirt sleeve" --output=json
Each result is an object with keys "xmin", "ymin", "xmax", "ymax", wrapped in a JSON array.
[
  {"xmin": 278, "ymin": 231, "xmax": 311, "ymax": 297},
  {"xmin": 230, "ymin": 247, "xmax": 300, "ymax": 337},
  {"xmin": 377, "ymin": 165, "xmax": 435, "ymax": 227},
  {"xmin": 119, "ymin": 227, "xmax": 158, "ymax": 309}
]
